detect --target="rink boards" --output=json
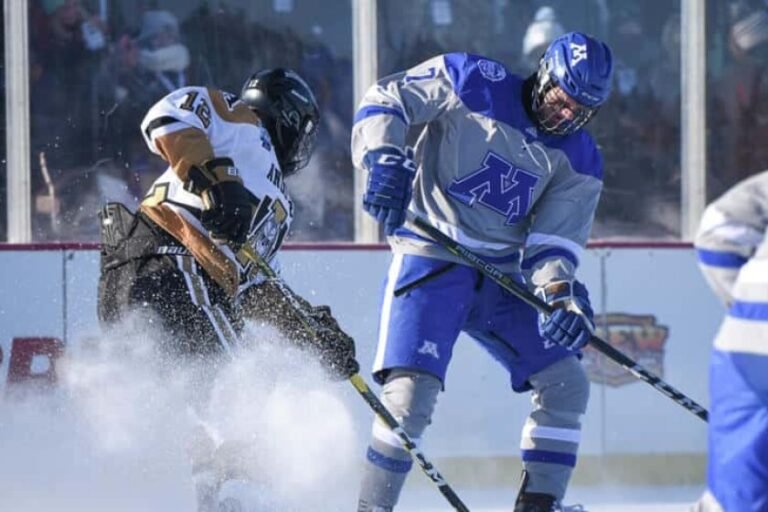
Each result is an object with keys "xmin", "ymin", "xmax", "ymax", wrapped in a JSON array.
[{"xmin": 0, "ymin": 244, "xmax": 718, "ymax": 487}]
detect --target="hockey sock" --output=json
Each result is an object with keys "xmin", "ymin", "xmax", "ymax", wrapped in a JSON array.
[
  {"xmin": 357, "ymin": 371, "xmax": 441, "ymax": 510},
  {"xmin": 521, "ymin": 357, "xmax": 589, "ymax": 500}
]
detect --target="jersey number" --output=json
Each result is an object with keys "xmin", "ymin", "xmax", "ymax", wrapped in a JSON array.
[
  {"xmin": 179, "ymin": 91, "xmax": 212, "ymax": 128},
  {"xmin": 402, "ymin": 67, "xmax": 436, "ymax": 84}
]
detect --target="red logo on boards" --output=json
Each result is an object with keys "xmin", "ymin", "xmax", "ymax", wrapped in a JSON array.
[{"xmin": 583, "ymin": 314, "xmax": 669, "ymax": 387}]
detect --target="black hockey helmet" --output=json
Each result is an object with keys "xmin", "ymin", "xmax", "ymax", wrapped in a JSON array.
[{"xmin": 240, "ymin": 68, "xmax": 320, "ymax": 176}]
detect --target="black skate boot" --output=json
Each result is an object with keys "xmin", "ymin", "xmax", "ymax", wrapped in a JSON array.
[
  {"xmin": 514, "ymin": 470, "xmax": 585, "ymax": 512},
  {"xmin": 357, "ymin": 499, "xmax": 393, "ymax": 512},
  {"xmin": 515, "ymin": 490, "xmax": 561, "ymax": 512}
]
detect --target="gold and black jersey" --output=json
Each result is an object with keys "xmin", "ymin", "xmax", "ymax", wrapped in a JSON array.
[{"xmin": 139, "ymin": 86, "xmax": 294, "ymax": 296}]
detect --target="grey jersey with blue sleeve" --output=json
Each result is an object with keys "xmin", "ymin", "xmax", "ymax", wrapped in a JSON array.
[
  {"xmin": 695, "ymin": 170, "xmax": 768, "ymax": 307},
  {"xmin": 351, "ymin": 53, "xmax": 604, "ymax": 288}
]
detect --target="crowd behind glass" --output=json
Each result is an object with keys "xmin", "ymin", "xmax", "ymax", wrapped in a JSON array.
[{"xmin": 1, "ymin": 0, "xmax": 768, "ymax": 242}]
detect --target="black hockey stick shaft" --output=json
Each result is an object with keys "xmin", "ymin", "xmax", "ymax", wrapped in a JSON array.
[
  {"xmin": 408, "ymin": 215, "xmax": 709, "ymax": 423},
  {"xmin": 238, "ymin": 246, "xmax": 471, "ymax": 511}
]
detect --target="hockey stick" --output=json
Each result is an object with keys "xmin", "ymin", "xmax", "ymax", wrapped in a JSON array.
[
  {"xmin": 407, "ymin": 215, "xmax": 709, "ymax": 423},
  {"xmin": 238, "ymin": 245, "xmax": 471, "ymax": 512}
]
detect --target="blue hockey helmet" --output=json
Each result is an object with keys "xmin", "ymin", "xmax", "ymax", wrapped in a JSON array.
[{"xmin": 531, "ymin": 31, "xmax": 613, "ymax": 135}]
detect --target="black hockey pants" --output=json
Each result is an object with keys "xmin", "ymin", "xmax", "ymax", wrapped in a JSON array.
[{"xmin": 97, "ymin": 202, "xmax": 241, "ymax": 358}]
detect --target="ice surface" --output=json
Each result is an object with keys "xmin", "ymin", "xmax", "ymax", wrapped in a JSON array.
[
  {"xmin": 398, "ymin": 485, "xmax": 700, "ymax": 511},
  {"xmin": 0, "ymin": 320, "xmax": 703, "ymax": 511}
]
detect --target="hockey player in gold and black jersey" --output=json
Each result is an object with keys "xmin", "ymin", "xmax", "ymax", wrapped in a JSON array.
[{"xmin": 97, "ymin": 68, "xmax": 358, "ymax": 511}]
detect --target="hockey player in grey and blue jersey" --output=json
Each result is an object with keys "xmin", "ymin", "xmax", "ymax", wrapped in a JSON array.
[
  {"xmin": 352, "ymin": 32, "xmax": 613, "ymax": 512},
  {"xmin": 693, "ymin": 171, "xmax": 768, "ymax": 512}
]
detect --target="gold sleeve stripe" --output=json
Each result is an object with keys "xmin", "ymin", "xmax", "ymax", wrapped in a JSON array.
[
  {"xmin": 142, "ymin": 182, "xmax": 169, "ymax": 207},
  {"xmin": 140, "ymin": 203, "xmax": 239, "ymax": 297},
  {"xmin": 273, "ymin": 199, "xmax": 287, "ymax": 223},
  {"xmin": 208, "ymin": 88, "xmax": 262, "ymax": 125},
  {"xmin": 154, "ymin": 127, "xmax": 215, "ymax": 182}
]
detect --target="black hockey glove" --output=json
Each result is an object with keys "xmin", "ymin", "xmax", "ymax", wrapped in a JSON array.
[
  {"xmin": 200, "ymin": 181, "xmax": 253, "ymax": 248},
  {"xmin": 241, "ymin": 282, "xmax": 359, "ymax": 380},
  {"xmin": 184, "ymin": 158, "xmax": 253, "ymax": 248},
  {"xmin": 307, "ymin": 305, "xmax": 360, "ymax": 380}
]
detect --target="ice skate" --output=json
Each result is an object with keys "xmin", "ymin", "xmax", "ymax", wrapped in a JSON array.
[
  {"xmin": 514, "ymin": 491, "xmax": 585, "ymax": 512},
  {"xmin": 357, "ymin": 499, "xmax": 394, "ymax": 512},
  {"xmin": 514, "ymin": 471, "xmax": 586, "ymax": 512},
  {"xmin": 215, "ymin": 478, "xmax": 278, "ymax": 512}
]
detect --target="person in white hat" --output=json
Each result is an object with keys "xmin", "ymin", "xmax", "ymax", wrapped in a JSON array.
[{"xmin": 520, "ymin": 6, "xmax": 565, "ymax": 73}]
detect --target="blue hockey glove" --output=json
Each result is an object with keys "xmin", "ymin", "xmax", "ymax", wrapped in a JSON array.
[
  {"xmin": 536, "ymin": 280, "xmax": 595, "ymax": 351},
  {"xmin": 362, "ymin": 146, "xmax": 417, "ymax": 236}
]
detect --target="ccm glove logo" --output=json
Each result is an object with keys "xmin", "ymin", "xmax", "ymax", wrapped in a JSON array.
[
  {"xmin": 375, "ymin": 152, "xmax": 416, "ymax": 172},
  {"xmin": 362, "ymin": 146, "xmax": 417, "ymax": 236}
]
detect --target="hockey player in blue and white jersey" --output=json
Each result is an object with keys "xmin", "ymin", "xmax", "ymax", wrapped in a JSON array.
[
  {"xmin": 692, "ymin": 171, "xmax": 768, "ymax": 512},
  {"xmin": 352, "ymin": 32, "xmax": 613, "ymax": 512}
]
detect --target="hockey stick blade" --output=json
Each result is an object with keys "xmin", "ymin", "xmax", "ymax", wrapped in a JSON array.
[
  {"xmin": 237, "ymin": 245, "xmax": 472, "ymax": 511},
  {"xmin": 407, "ymin": 214, "xmax": 708, "ymax": 423}
]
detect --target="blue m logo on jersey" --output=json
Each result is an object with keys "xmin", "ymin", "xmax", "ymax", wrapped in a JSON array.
[{"xmin": 447, "ymin": 151, "xmax": 539, "ymax": 224}]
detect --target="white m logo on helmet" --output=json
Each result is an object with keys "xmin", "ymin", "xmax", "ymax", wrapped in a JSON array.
[{"xmin": 570, "ymin": 43, "xmax": 588, "ymax": 65}]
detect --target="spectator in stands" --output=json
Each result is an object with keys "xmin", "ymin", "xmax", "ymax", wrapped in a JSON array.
[
  {"xmin": 642, "ymin": 12, "xmax": 683, "ymax": 237},
  {"xmin": 585, "ymin": 2, "xmax": 687, "ymax": 239},
  {"xmin": 709, "ymin": 4, "xmax": 768, "ymax": 198},
  {"xmin": 519, "ymin": 6, "xmax": 565, "ymax": 74},
  {"xmin": 29, "ymin": 0, "xmax": 107, "ymax": 239},
  {"xmin": 288, "ymin": 25, "xmax": 354, "ymax": 241},
  {"xmin": 97, "ymin": 10, "xmax": 193, "ymax": 206},
  {"xmin": 125, "ymin": 10, "xmax": 190, "ymax": 108},
  {"xmin": 181, "ymin": 4, "xmax": 253, "ymax": 92},
  {"xmin": 135, "ymin": 10, "xmax": 190, "ymax": 101},
  {"xmin": 648, "ymin": 13, "xmax": 681, "ymax": 121},
  {"xmin": 31, "ymin": 0, "xmax": 106, "ymax": 169}
]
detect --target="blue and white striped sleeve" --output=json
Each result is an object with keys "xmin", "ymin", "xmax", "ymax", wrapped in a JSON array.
[
  {"xmin": 350, "ymin": 54, "xmax": 456, "ymax": 169},
  {"xmin": 522, "ymin": 132, "xmax": 603, "ymax": 289},
  {"xmin": 694, "ymin": 171, "xmax": 768, "ymax": 305}
]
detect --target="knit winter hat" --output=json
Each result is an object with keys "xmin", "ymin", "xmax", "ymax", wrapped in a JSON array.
[{"xmin": 137, "ymin": 10, "xmax": 180, "ymax": 43}]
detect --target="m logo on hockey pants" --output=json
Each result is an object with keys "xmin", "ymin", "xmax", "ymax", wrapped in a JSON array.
[
  {"xmin": 447, "ymin": 151, "xmax": 539, "ymax": 224},
  {"xmin": 417, "ymin": 340, "xmax": 440, "ymax": 359}
]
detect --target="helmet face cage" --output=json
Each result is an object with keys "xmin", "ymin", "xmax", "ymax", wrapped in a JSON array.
[
  {"xmin": 284, "ymin": 115, "xmax": 318, "ymax": 174},
  {"xmin": 532, "ymin": 59, "xmax": 598, "ymax": 135},
  {"xmin": 241, "ymin": 69, "xmax": 320, "ymax": 176},
  {"xmin": 531, "ymin": 31, "xmax": 613, "ymax": 136}
]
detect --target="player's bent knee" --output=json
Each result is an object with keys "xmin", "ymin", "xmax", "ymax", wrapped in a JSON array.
[
  {"xmin": 531, "ymin": 357, "xmax": 590, "ymax": 414},
  {"xmin": 380, "ymin": 369, "xmax": 442, "ymax": 436}
]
